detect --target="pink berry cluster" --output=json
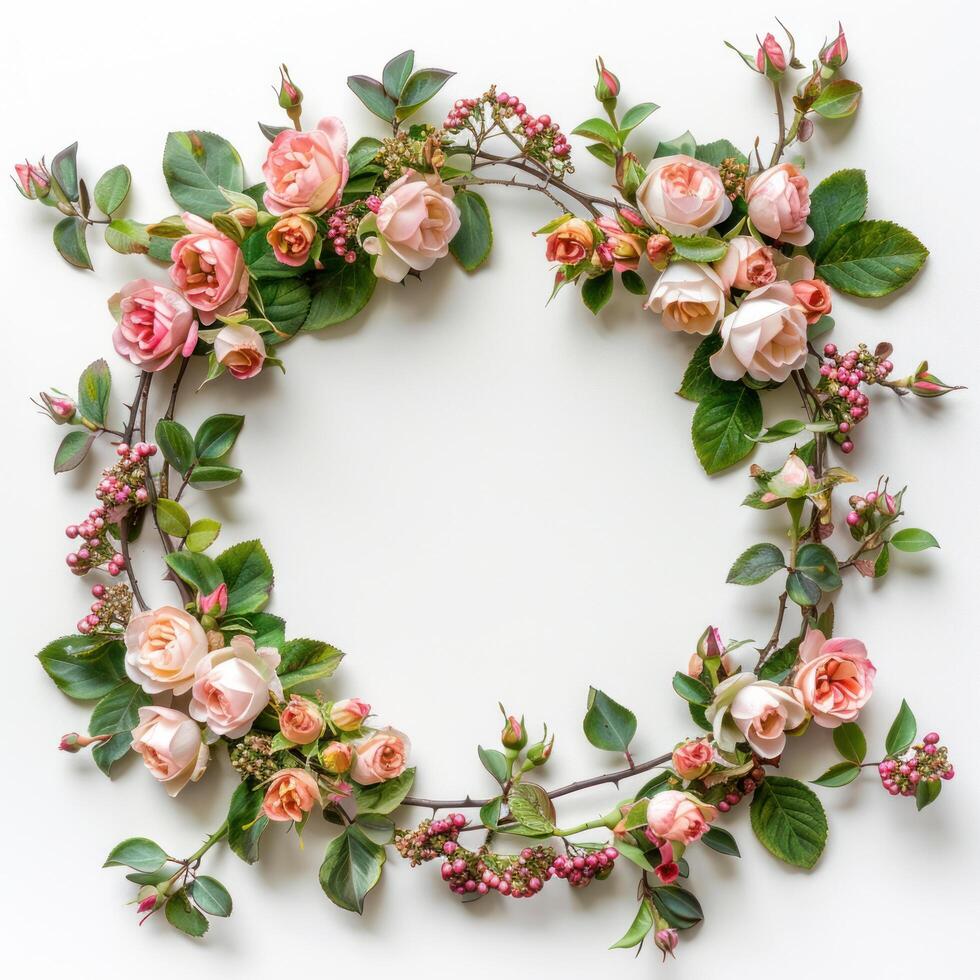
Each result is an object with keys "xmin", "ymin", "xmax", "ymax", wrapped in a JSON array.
[
  {"xmin": 442, "ymin": 97, "xmax": 480, "ymax": 130},
  {"xmin": 325, "ymin": 207, "xmax": 358, "ymax": 264},
  {"xmin": 845, "ymin": 483, "xmax": 898, "ymax": 533},
  {"xmin": 547, "ymin": 846, "xmax": 619, "ymax": 888},
  {"xmin": 817, "ymin": 343, "xmax": 894, "ymax": 453},
  {"xmin": 394, "ymin": 812, "xmax": 468, "ymax": 867},
  {"xmin": 78, "ymin": 582, "xmax": 133, "ymax": 636},
  {"xmin": 878, "ymin": 732, "xmax": 954, "ymax": 797},
  {"xmin": 440, "ymin": 845, "xmax": 557, "ymax": 898}
]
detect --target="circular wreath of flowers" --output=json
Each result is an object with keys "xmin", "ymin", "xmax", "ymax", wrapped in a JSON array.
[{"xmin": 20, "ymin": 22, "xmax": 961, "ymax": 960}]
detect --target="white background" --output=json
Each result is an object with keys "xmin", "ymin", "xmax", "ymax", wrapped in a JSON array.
[{"xmin": 1, "ymin": 0, "xmax": 977, "ymax": 973}]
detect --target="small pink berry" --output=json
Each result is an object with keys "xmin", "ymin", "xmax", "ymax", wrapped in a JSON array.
[{"xmin": 923, "ymin": 732, "xmax": 940, "ymax": 745}]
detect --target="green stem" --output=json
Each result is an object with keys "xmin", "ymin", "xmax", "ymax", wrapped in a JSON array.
[
  {"xmin": 186, "ymin": 821, "xmax": 229, "ymax": 865},
  {"xmin": 554, "ymin": 815, "xmax": 615, "ymax": 838}
]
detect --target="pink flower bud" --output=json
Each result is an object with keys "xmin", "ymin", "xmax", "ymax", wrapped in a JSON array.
[
  {"xmin": 645, "ymin": 234, "xmax": 674, "ymax": 267},
  {"xmin": 198, "ymin": 583, "xmax": 228, "ymax": 617},
  {"xmin": 908, "ymin": 361, "xmax": 964, "ymax": 398},
  {"xmin": 37, "ymin": 391, "xmax": 76, "ymax": 424},
  {"xmin": 59, "ymin": 732, "xmax": 82, "ymax": 753},
  {"xmin": 329, "ymin": 698, "xmax": 371, "ymax": 732},
  {"xmin": 655, "ymin": 927, "xmax": 679, "ymax": 960},
  {"xmin": 756, "ymin": 33, "xmax": 787, "ymax": 74},
  {"xmin": 820, "ymin": 24, "xmax": 849, "ymax": 70},
  {"xmin": 277, "ymin": 64, "xmax": 303, "ymax": 110},
  {"xmin": 136, "ymin": 893, "xmax": 159, "ymax": 915},
  {"xmin": 594, "ymin": 57, "xmax": 621, "ymax": 101},
  {"xmin": 500, "ymin": 708, "xmax": 527, "ymax": 750},
  {"xmin": 14, "ymin": 160, "xmax": 50, "ymax": 199}
]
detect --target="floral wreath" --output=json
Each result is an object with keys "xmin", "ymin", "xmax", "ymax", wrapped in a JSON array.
[{"xmin": 20, "ymin": 22, "xmax": 962, "ymax": 961}]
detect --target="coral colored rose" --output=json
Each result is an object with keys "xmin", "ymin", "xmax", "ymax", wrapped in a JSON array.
[
  {"xmin": 645, "ymin": 261, "xmax": 726, "ymax": 335},
  {"xmin": 791, "ymin": 278, "xmax": 833, "ymax": 324},
  {"xmin": 544, "ymin": 216, "xmax": 594, "ymax": 265},
  {"xmin": 330, "ymin": 698, "xmax": 370, "ymax": 732},
  {"xmin": 262, "ymin": 768, "xmax": 322, "ymax": 822},
  {"xmin": 280, "ymin": 696, "xmax": 324, "ymax": 745},
  {"xmin": 351, "ymin": 727, "xmax": 410, "ymax": 785},
  {"xmin": 131, "ymin": 706, "xmax": 209, "ymax": 798},
  {"xmin": 267, "ymin": 213, "xmax": 317, "ymax": 267},
  {"xmin": 707, "ymin": 673, "xmax": 806, "ymax": 759},
  {"xmin": 321, "ymin": 740, "xmax": 353, "ymax": 773},
  {"xmin": 214, "ymin": 323, "xmax": 266, "ymax": 379},
  {"xmin": 714, "ymin": 236, "xmax": 777, "ymax": 293},
  {"xmin": 189, "ymin": 635, "xmax": 283, "ymax": 738},
  {"xmin": 108, "ymin": 279, "xmax": 199, "ymax": 372},
  {"xmin": 645, "ymin": 233, "xmax": 674, "ymax": 267},
  {"xmin": 646, "ymin": 790, "xmax": 717, "ymax": 844},
  {"xmin": 745, "ymin": 163, "xmax": 813, "ymax": 247},
  {"xmin": 634, "ymin": 155, "xmax": 732, "ymax": 236},
  {"xmin": 793, "ymin": 628, "xmax": 876, "ymax": 727},
  {"xmin": 672, "ymin": 739, "xmax": 715, "ymax": 781},
  {"xmin": 710, "ymin": 281, "xmax": 808, "ymax": 382},
  {"xmin": 596, "ymin": 217, "xmax": 644, "ymax": 272},
  {"xmin": 361, "ymin": 170, "xmax": 460, "ymax": 282},
  {"xmin": 262, "ymin": 118, "xmax": 349, "ymax": 215},
  {"xmin": 169, "ymin": 214, "xmax": 249, "ymax": 325},
  {"xmin": 124, "ymin": 605, "xmax": 209, "ymax": 695}
]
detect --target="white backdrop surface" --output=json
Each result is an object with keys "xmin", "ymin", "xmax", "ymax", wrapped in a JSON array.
[{"xmin": 1, "ymin": 0, "xmax": 977, "ymax": 974}]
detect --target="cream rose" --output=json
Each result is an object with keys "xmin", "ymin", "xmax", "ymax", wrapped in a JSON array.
[
  {"xmin": 645, "ymin": 261, "xmax": 726, "ymax": 335},
  {"xmin": 351, "ymin": 727, "xmax": 410, "ymax": 785},
  {"xmin": 713, "ymin": 236, "xmax": 777, "ymax": 293},
  {"xmin": 646, "ymin": 790, "xmax": 717, "ymax": 844},
  {"xmin": 793, "ymin": 628, "xmax": 876, "ymax": 727},
  {"xmin": 745, "ymin": 163, "xmax": 813, "ymax": 246},
  {"xmin": 709, "ymin": 281, "xmax": 808, "ymax": 382},
  {"xmin": 130, "ymin": 706, "xmax": 209, "ymax": 798},
  {"xmin": 124, "ymin": 605, "xmax": 208, "ymax": 695},
  {"xmin": 634, "ymin": 155, "xmax": 732, "ymax": 236},
  {"xmin": 706, "ymin": 673, "xmax": 807, "ymax": 759}
]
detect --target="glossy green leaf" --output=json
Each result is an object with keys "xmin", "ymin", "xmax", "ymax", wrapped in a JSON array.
[
  {"xmin": 38, "ymin": 636, "xmax": 126, "ymax": 700},
  {"xmin": 185, "ymin": 519, "xmax": 221, "ymax": 553},
  {"xmin": 53, "ymin": 216, "xmax": 92, "ymax": 270},
  {"xmin": 678, "ymin": 333, "xmax": 729, "ymax": 402},
  {"xmin": 727, "ymin": 543, "xmax": 786, "ymax": 585},
  {"xmin": 651, "ymin": 885, "xmax": 704, "ymax": 929},
  {"xmin": 105, "ymin": 218, "xmax": 150, "ymax": 254},
  {"xmin": 583, "ymin": 687, "xmax": 637, "ymax": 753},
  {"xmin": 758, "ymin": 637, "xmax": 800, "ymax": 684},
  {"xmin": 397, "ymin": 68, "xmax": 454, "ymax": 118},
  {"xmin": 885, "ymin": 700, "xmax": 917, "ymax": 757},
  {"xmin": 194, "ymin": 414, "xmax": 244, "ymax": 461},
  {"xmin": 478, "ymin": 746, "xmax": 510, "ymax": 785},
  {"xmin": 93, "ymin": 164, "xmax": 131, "ymax": 215},
  {"xmin": 890, "ymin": 528, "xmax": 939, "ymax": 552},
  {"xmin": 216, "ymin": 540, "xmax": 273, "ymax": 615},
  {"xmin": 382, "ymin": 50, "xmax": 415, "ymax": 100},
  {"xmin": 353, "ymin": 767, "xmax": 415, "ymax": 815},
  {"xmin": 50, "ymin": 142, "xmax": 79, "ymax": 201},
  {"xmin": 671, "ymin": 671, "xmax": 711, "ymax": 706},
  {"xmin": 619, "ymin": 102, "xmax": 659, "ymax": 136},
  {"xmin": 786, "ymin": 569, "xmax": 821, "ymax": 606},
  {"xmin": 609, "ymin": 898, "xmax": 655, "ymax": 949},
  {"xmin": 581, "ymin": 270, "xmax": 613, "ymax": 314},
  {"xmin": 104, "ymin": 837, "xmax": 167, "ymax": 872},
  {"xmin": 277, "ymin": 638, "xmax": 344, "ymax": 690},
  {"xmin": 815, "ymin": 220, "xmax": 928, "ymax": 298},
  {"xmin": 163, "ymin": 130, "xmax": 244, "ymax": 218},
  {"xmin": 189, "ymin": 876, "xmax": 233, "ymax": 917},
  {"xmin": 691, "ymin": 385, "xmax": 762, "ymax": 474},
  {"xmin": 833, "ymin": 722, "xmax": 867, "ymax": 764},
  {"xmin": 812, "ymin": 761, "xmax": 860, "ymax": 787},
  {"xmin": 571, "ymin": 117, "xmax": 620, "ymax": 146},
  {"xmin": 654, "ymin": 130, "xmax": 697, "ymax": 158},
  {"xmin": 93, "ymin": 732, "xmax": 132, "ymax": 775},
  {"xmin": 621, "ymin": 270, "xmax": 646, "ymax": 295},
  {"xmin": 88, "ymin": 681, "xmax": 151, "ymax": 736},
  {"xmin": 54, "ymin": 429, "xmax": 96, "ymax": 473},
  {"xmin": 259, "ymin": 278, "xmax": 311, "ymax": 338},
  {"xmin": 228, "ymin": 782, "xmax": 268, "ymax": 864},
  {"xmin": 695, "ymin": 139, "xmax": 748, "ymax": 167},
  {"xmin": 77, "ymin": 359, "xmax": 111, "ymax": 427},
  {"xmin": 812, "ymin": 79, "xmax": 862, "ymax": 119},
  {"xmin": 155, "ymin": 419, "xmax": 195, "ymax": 475},
  {"xmin": 915, "ymin": 778, "xmax": 941, "ymax": 811},
  {"xmin": 304, "ymin": 254, "xmax": 376, "ymax": 330},
  {"xmin": 155, "ymin": 499, "xmax": 191, "ymax": 537},
  {"xmin": 807, "ymin": 169, "xmax": 867, "ymax": 258},
  {"xmin": 750, "ymin": 776, "xmax": 828, "ymax": 869},
  {"xmin": 449, "ymin": 190, "xmax": 492, "ymax": 271},
  {"xmin": 670, "ymin": 234, "xmax": 727, "ymax": 263},
  {"xmin": 319, "ymin": 825, "xmax": 386, "ymax": 913},
  {"xmin": 165, "ymin": 889, "xmax": 209, "ymax": 937},
  {"xmin": 188, "ymin": 465, "xmax": 242, "ymax": 491},
  {"xmin": 701, "ymin": 826, "xmax": 740, "ymax": 857},
  {"xmin": 164, "ymin": 550, "xmax": 223, "ymax": 594}
]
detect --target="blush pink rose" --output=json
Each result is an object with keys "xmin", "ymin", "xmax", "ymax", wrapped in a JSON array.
[
  {"xmin": 169, "ymin": 214, "xmax": 249, "ymax": 325},
  {"xmin": 214, "ymin": 323, "xmax": 266, "ymax": 379},
  {"xmin": 714, "ymin": 236, "xmax": 777, "ymax": 292},
  {"xmin": 634, "ymin": 155, "xmax": 732, "ymax": 236},
  {"xmin": 791, "ymin": 278, "xmax": 833, "ymax": 324},
  {"xmin": 672, "ymin": 738, "xmax": 714, "ymax": 781},
  {"xmin": 108, "ymin": 279, "xmax": 198, "ymax": 372},
  {"xmin": 646, "ymin": 790, "xmax": 717, "ymax": 844},
  {"xmin": 189, "ymin": 635, "xmax": 283, "ymax": 738},
  {"xmin": 361, "ymin": 170, "xmax": 461, "ymax": 282},
  {"xmin": 131, "ymin": 706, "xmax": 209, "ymax": 797},
  {"xmin": 280, "ymin": 695, "xmax": 324, "ymax": 745},
  {"xmin": 793, "ymin": 628, "xmax": 876, "ymax": 727},
  {"xmin": 262, "ymin": 117, "xmax": 349, "ymax": 215},
  {"xmin": 707, "ymin": 673, "xmax": 807, "ymax": 759},
  {"xmin": 124, "ymin": 605, "xmax": 209, "ymax": 695},
  {"xmin": 330, "ymin": 698, "xmax": 371, "ymax": 732},
  {"xmin": 351, "ymin": 727, "xmax": 410, "ymax": 785},
  {"xmin": 745, "ymin": 163, "xmax": 813, "ymax": 246},
  {"xmin": 645, "ymin": 261, "xmax": 726, "ymax": 335},
  {"xmin": 262, "ymin": 768, "xmax": 322, "ymax": 822}
]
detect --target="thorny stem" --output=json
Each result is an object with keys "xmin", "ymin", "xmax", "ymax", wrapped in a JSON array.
[
  {"xmin": 449, "ymin": 174, "xmax": 567, "ymax": 213},
  {"xmin": 769, "ymin": 80, "xmax": 788, "ymax": 167}
]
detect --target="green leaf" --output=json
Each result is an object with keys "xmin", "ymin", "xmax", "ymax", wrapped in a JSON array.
[
  {"xmin": 54, "ymin": 429, "xmax": 96, "ymax": 473},
  {"xmin": 164, "ymin": 550, "xmax": 223, "ymax": 594},
  {"xmin": 807, "ymin": 169, "xmax": 867, "ymax": 258},
  {"xmin": 185, "ymin": 519, "xmax": 221, "ymax": 553},
  {"xmin": 812, "ymin": 761, "xmax": 861, "ymax": 787},
  {"xmin": 216, "ymin": 540, "xmax": 273, "ymax": 615},
  {"xmin": 347, "ymin": 75, "xmax": 396, "ymax": 123},
  {"xmin": 319, "ymin": 825, "xmax": 386, "ymax": 914},
  {"xmin": 670, "ymin": 234, "xmax": 727, "ymax": 263},
  {"xmin": 241, "ymin": 612, "xmax": 286, "ymax": 648},
  {"xmin": 478, "ymin": 746, "xmax": 510, "ymax": 785},
  {"xmin": 786, "ymin": 570, "xmax": 821, "ymax": 606},
  {"xmin": 93, "ymin": 732, "xmax": 132, "ymax": 776},
  {"xmin": 750, "ymin": 776, "xmax": 828, "ymax": 869},
  {"xmin": 259, "ymin": 278, "xmax": 311, "ymax": 338},
  {"xmin": 227, "ymin": 782, "xmax": 268, "ymax": 864},
  {"xmin": 77, "ymin": 358, "xmax": 111, "ymax": 427},
  {"xmin": 162, "ymin": 130, "xmax": 244, "ymax": 218},
  {"xmin": 38, "ymin": 636, "xmax": 125, "ymax": 700},
  {"xmin": 347, "ymin": 137, "xmax": 383, "ymax": 177},
  {"xmin": 619, "ymin": 102, "xmax": 659, "ymax": 136},
  {"xmin": 355, "ymin": 813, "xmax": 396, "ymax": 845},
  {"xmin": 691, "ymin": 385, "xmax": 763, "ymax": 474},
  {"xmin": 507, "ymin": 782, "xmax": 556, "ymax": 837},
  {"xmin": 874, "ymin": 542, "xmax": 891, "ymax": 578},
  {"xmin": 583, "ymin": 687, "xmax": 637, "ymax": 753},
  {"xmin": 165, "ymin": 889, "xmax": 209, "ymax": 937},
  {"xmin": 609, "ymin": 898, "xmax": 655, "ymax": 950},
  {"xmin": 726, "ymin": 543, "xmax": 786, "ymax": 585},
  {"xmin": 701, "ymin": 826, "xmax": 741, "ymax": 857},
  {"xmin": 277, "ymin": 638, "xmax": 344, "ymax": 690},
  {"xmin": 53, "ymin": 216, "xmax": 92, "ymax": 270},
  {"xmin": 189, "ymin": 465, "xmax": 242, "ymax": 491},
  {"xmin": 678, "ymin": 333, "xmax": 730, "ymax": 402},
  {"xmin": 586, "ymin": 143, "xmax": 617, "ymax": 166},
  {"xmin": 634, "ymin": 771, "xmax": 671, "ymax": 800},
  {"xmin": 194, "ymin": 414, "xmax": 244, "ymax": 462},
  {"xmin": 105, "ymin": 218, "xmax": 150, "ymax": 254},
  {"xmin": 613, "ymin": 838, "xmax": 655, "ymax": 871},
  {"xmin": 915, "ymin": 778, "xmax": 942, "ymax": 811},
  {"xmin": 50, "ymin": 142, "xmax": 79, "ymax": 201},
  {"xmin": 156, "ymin": 499, "xmax": 191, "ymax": 537},
  {"xmin": 695, "ymin": 139, "xmax": 748, "ymax": 167},
  {"xmin": 815, "ymin": 220, "xmax": 928, "ymax": 298},
  {"xmin": 651, "ymin": 885, "xmax": 704, "ymax": 930},
  {"xmin": 571, "ymin": 117, "xmax": 620, "ymax": 146},
  {"xmin": 833, "ymin": 722, "xmax": 867, "ymax": 765},
  {"xmin": 304, "ymin": 254, "xmax": 376, "ymax": 330},
  {"xmin": 885, "ymin": 700, "xmax": 917, "ymax": 757},
  {"xmin": 155, "ymin": 419, "xmax": 195, "ymax": 475},
  {"xmin": 758, "ymin": 638, "xmax": 800, "ymax": 684},
  {"xmin": 189, "ymin": 876, "xmax": 233, "ymax": 917},
  {"xmin": 104, "ymin": 837, "xmax": 167, "ymax": 872},
  {"xmin": 480, "ymin": 797, "xmax": 502, "ymax": 830},
  {"xmin": 621, "ymin": 270, "xmax": 646, "ymax": 295},
  {"xmin": 671, "ymin": 671, "xmax": 711, "ymax": 706},
  {"xmin": 581, "ymin": 270, "xmax": 613, "ymax": 314},
  {"xmin": 449, "ymin": 190, "xmax": 492, "ymax": 271},
  {"xmin": 654, "ymin": 130, "xmax": 697, "ymax": 158},
  {"xmin": 353, "ymin": 767, "xmax": 415, "ymax": 815},
  {"xmin": 397, "ymin": 68, "xmax": 455, "ymax": 119},
  {"xmin": 890, "ymin": 528, "xmax": 939, "ymax": 553},
  {"xmin": 382, "ymin": 50, "xmax": 415, "ymax": 99},
  {"xmin": 795, "ymin": 543, "xmax": 842, "ymax": 591},
  {"xmin": 89, "ymin": 681, "xmax": 151, "ymax": 736},
  {"xmin": 93, "ymin": 164, "xmax": 131, "ymax": 215},
  {"xmin": 812, "ymin": 79, "xmax": 862, "ymax": 119}
]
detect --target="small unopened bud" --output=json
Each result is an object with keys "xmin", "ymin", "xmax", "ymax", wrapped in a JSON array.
[
  {"xmin": 756, "ymin": 33, "xmax": 787, "ymax": 76},
  {"xmin": 615, "ymin": 151, "xmax": 644, "ymax": 201},
  {"xmin": 206, "ymin": 629, "xmax": 225, "ymax": 651},
  {"xmin": 228, "ymin": 205, "xmax": 257, "ymax": 229},
  {"xmin": 277, "ymin": 64, "xmax": 303, "ymax": 127},
  {"xmin": 14, "ymin": 160, "xmax": 50, "ymax": 199},
  {"xmin": 136, "ymin": 891, "xmax": 159, "ymax": 915},
  {"xmin": 655, "ymin": 927, "xmax": 679, "ymax": 960},
  {"xmin": 909, "ymin": 361, "xmax": 964, "ymax": 398},
  {"xmin": 797, "ymin": 117, "xmax": 814, "ymax": 143},
  {"xmin": 499, "ymin": 705, "xmax": 527, "ymax": 750},
  {"xmin": 526, "ymin": 728, "xmax": 554, "ymax": 767},
  {"xmin": 645, "ymin": 234, "xmax": 673, "ymax": 267},
  {"xmin": 820, "ymin": 23, "xmax": 849, "ymax": 71},
  {"xmin": 594, "ymin": 57, "xmax": 621, "ymax": 103},
  {"xmin": 198, "ymin": 583, "xmax": 228, "ymax": 618},
  {"xmin": 37, "ymin": 391, "xmax": 76, "ymax": 425},
  {"xmin": 59, "ymin": 732, "xmax": 110, "ymax": 752}
]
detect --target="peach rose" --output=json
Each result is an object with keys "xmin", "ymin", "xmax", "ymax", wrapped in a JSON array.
[
  {"xmin": 361, "ymin": 170, "xmax": 461, "ymax": 282},
  {"xmin": 169, "ymin": 214, "xmax": 249, "ymax": 325},
  {"xmin": 131, "ymin": 706, "xmax": 209, "ymax": 798},
  {"xmin": 707, "ymin": 673, "xmax": 806, "ymax": 759},
  {"xmin": 280, "ymin": 695, "xmax": 325, "ymax": 745},
  {"xmin": 108, "ymin": 279, "xmax": 198, "ymax": 372},
  {"xmin": 124, "ymin": 605, "xmax": 208, "ymax": 695},
  {"xmin": 709, "ymin": 281, "xmax": 808, "ymax": 382},
  {"xmin": 262, "ymin": 768, "xmax": 322, "ymax": 822},
  {"xmin": 262, "ymin": 118, "xmax": 349, "ymax": 215},
  {"xmin": 791, "ymin": 278, "xmax": 833, "ymax": 324},
  {"xmin": 645, "ymin": 261, "xmax": 726, "ymax": 335},
  {"xmin": 351, "ymin": 727, "xmax": 410, "ymax": 785},
  {"xmin": 321, "ymin": 740, "xmax": 353, "ymax": 773},
  {"xmin": 793, "ymin": 628, "xmax": 876, "ymax": 728},
  {"xmin": 214, "ymin": 323, "xmax": 266, "ymax": 380},
  {"xmin": 714, "ymin": 236, "xmax": 777, "ymax": 293},
  {"xmin": 267, "ymin": 213, "xmax": 317, "ymax": 267},
  {"xmin": 646, "ymin": 790, "xmax": 717, "ymax": 844},
  {"xmin": 745, "ymin": 163, "xmax": 813, "ymax": 246},
  {"xmin": 672, "ymin": 738, "xmax": 714, "ymax": 781},
  {"xmin": 330, "ymin": 698, "xmax": 370, "ymax": 732},
  {"xmin": 596, "ymin": 217, "xmax": 644, "ymax": 271},
  {"xmin": 189, "ymin": 635, "xmax": 283, "ymax": 738},
  {"xmin": 635, "ymin": 155, "xmax": 732, "ymax": 236},
  {"xmin": 544, "ymin": 216, "xmax": 594, "ymax": 265}
]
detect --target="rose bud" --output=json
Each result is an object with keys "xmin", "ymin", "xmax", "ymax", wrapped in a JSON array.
[
  {"xmin": 228, "ymin": 205, "xmax": 257, "ymax": 229},
  {"xmin": 909, "ymin": 361, "xmax": 964, "ymax": 398},
  {"xmin": 59, "ymin": 732, "xmax": 110, "ymax": 753},
  {"xmin": 214, "ymin": 322, "xmax": 267, "ymax": 380},
  {"xmin": 197, "ymin": 583, "xmax": 228, "ymax": 618},
  {"xmin": 820, "ymin": 23, "xmax": 849, "ymax": 72},
  {"xmin": 14, "ymin": 160, "xmax": 50, "ymax": 199},
  {"xmin": 655, "ymin": 927, "xmax": 679, "ymax": 960},
  {"xmin": 615, "ymin": 151, "xmax": 645, "ymax": 201},
  {"xmin": 277, "ymin": 64, "xmax": 303, "ymax": 127},
  {"xmin": 36, "ymin": 391, "xmax": 76, "ymax": 424},
  {"xmin": 672, "ymin": 738, "xmax": 714, "ymax": 781},
  {"xmin": 526, "ymin": 728, "xmax": 555, "ymax": 767},
  {"xmin": 321, "ymin": 740, "xmax": 353, "ymax": 773},
  {"xmin": 329, "ymin": 697, "xmax": 371, "ymax": 732},
  {"xmin": 500, "ymin": 707, "xmax": 527, "ymax": 750},
  {"xmin": 280, "ymin": 695, "xmax": 325, "ymax": 745},
  {"xmin": 594, "ymin": 57, "xmax": 620, "ymax": 103},
  {"xmin": 791, "ymin": 278, "xmax": 833, "ymax": 325},
  {"xmin": 756, "ymin": 33, "xmax": 787, "ymax": 76},
  {"xmin": 645, "ymin": 234, "xmax": 673, "ymax": 268}
]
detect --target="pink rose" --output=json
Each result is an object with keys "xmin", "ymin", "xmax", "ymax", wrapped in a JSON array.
[
  {"xmin": 793, "ymin": 628, "xmax": 876, "ymax": 727},
  {"xmin": 596, "ymin": 217, "xmax": 644, "ymax": 272},
  {"xmin": 280, "ymin": 695, "xmax": 324, "ymax": 745},
  {"xmin": 634, "ymin": 155, "xmax": 732, "ymax": 236},
  {"xmin": 262, "ymin": 117, "xmax": 349, "ymax": 215},
  {"xmin": 267, "ymin": 213, "xmax": 317, "ymax": 267},
  {"xmin": 169, "ymin": 214, "xmax": 249, "ymax": 325},
  {"xmin": 745, "ymin": 163, "xmax": 813, "ymax": 246},
  {"xmin": 108, "ymin": 279, "xmax": 199, "ymax": 372},
  {"xmin": 714, "ymin": 236, "xmax": 777, "ymax": 292},
  {"xmin": 544, "ymin": 216, "xmax": 594, "ymax": 265},
  {"xmin": 707, "ymin": 673, "xmax": 806, "ymax": 759},
  {"xmin": 672, "ymin": 738, "xmax": 714, "ymax": 781},
  {"xmin": 189, "ymin": 635, "xmax": 283, "ymax": 738},
  {"xmin": 124, "ymin": 604, "xmax": 209, "ymax": 695},
  {"xmin": 330, "ymin": 698, "xmax": 370, "ymax": 732},
  {"xmin": 214, "ymin": 323, "xmax": 266, "ymax": 379},
  {"xmin": 709, "ymin": 281, "xmax": 808, "ymax": 382},
  {"xmin": 262, "ymin": 768, "xmax": 322, "ymax": 822},
  {"xmin": 791, "ymin": 278, "xmax": 833, "ymax": 324},
  {"xmin": 645, "ymin": 261, "xmax": 726, "ymax": 335},
  {"xmin": 361, "ymin": 170, "xmax": 461, "ymax": 282},
  {"xmin": 131, "ymin": 706, "xmax": 209, "ymax": 797},
  {"xmin": 646, "ymin": 790, "xmax": 717, "ymax": 844},
  {"xmin": 351, "ymin": 727, "xmax": 410, "ymax": 785}
]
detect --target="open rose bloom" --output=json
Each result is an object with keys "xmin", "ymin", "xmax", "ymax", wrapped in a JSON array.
[
  {"xmin": 109, "ymin": 279, "xmax": 198, "ymax": 371},
  {"xmin": 635, "ymin": 155, "xmax": 732, "ymax": 236},
  {"xmin": 131, "ymin": 706, "xmax": 209, "ymax": 797},
  {"xmin": 214, "ymin": 323, "xmax": 267, "ymax": 379},
  {"xmin": 793, "ymin": 628, "xmax": 875, "ymax": 727},
  {"xmin": 646, "ymin": 790, "xmax": 717, "ymax": 844},
  {"xmin": 124, "ymin": 605, "xmax": 209, "ymax": 695},
  {"xmin": 707, "ymin": 673, "xmax": 807, "ymax": 759},
  {"xmin": 745, "ymin": 163, "xmax": 813, "ymax": 246},
  {"xmin": 351, "ymin": 727, "xmax": 410, "ymax": 785},
  {"xmin": 262, "ymin": 117, "xmax": 349, "ymax": 215},
  {"xmin": 262, "ymin": 769, "xmax": 322, "ymax": 822},
  {"xmin": 645, "ymin": 261, "xmax": 726, "ymax": 335}
]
